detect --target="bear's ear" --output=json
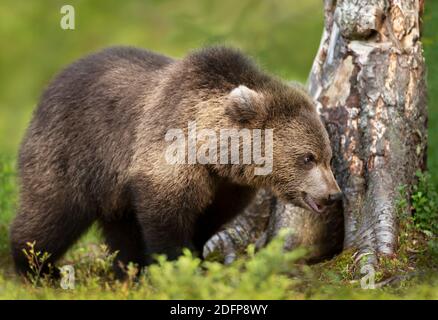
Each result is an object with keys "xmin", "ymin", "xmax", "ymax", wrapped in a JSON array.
[{"xmin": 225, "ymin": 85, "xmax": 266, "ymax": 125}]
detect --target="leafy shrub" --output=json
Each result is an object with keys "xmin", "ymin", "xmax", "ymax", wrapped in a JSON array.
[
  {"xmin": 410, "ymin": 171, "xmax": 438, "ymax": 261},
  {"xmin": 21, "ymin": 241, "xmax": 53, "ymax": 286},
  {"xmin": 141, "ymin": 231, "xmax": 307, "ymax": 299},
  {"xmin": 411, "ymin": 171, "xmax": 438, "ymax": 236}
]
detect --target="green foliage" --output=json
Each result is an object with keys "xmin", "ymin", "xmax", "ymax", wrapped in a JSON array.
[
  {"xmin": 0, "ymin": 232, "xmax": 307, "ymax": 299},
  {"xmin": 143, "ymin": 232, "xmax": 305, "ymax": 299},
  {"xmin": 395, "ymin": 174, "xmax": 438, "ymax": 270},
  {"xmin": 410, "ymin": 171, "xmax": 438, "ymax": 262},
  {"xmin": 0, "ymin": 231, "xmax": 437, "ymax": 300},
  {"xmin": 60, "ymin": 244, "xmax": 119, "ymax": 287},
  {"xmin": 411, "ymin": 171, "xmax": 438, "ymax": 236},
  {"xmin": 21, "ymin": 241, "xmax": 53, "ymax": 287}
]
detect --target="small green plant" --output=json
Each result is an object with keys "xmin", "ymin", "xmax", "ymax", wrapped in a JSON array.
[
  {"xmin": 411, "ymin": 171, "xmax": 438, "ymax": 236},
  {"xmin": 410, "ymin": 171, "xmax": 438, "ymax": 263},
  {"xmin": 395, "ymin": 172, "xmax": 438, "ymax": 269},
  {"xmin": 65, "ymin": 244, "xmax": 119, "ymax": 287},
  {"xmin": 21, "ymin": 241, "xmax": 53, "ymax": 286}
]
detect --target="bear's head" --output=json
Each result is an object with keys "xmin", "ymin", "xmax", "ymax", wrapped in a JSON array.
[{"xmin": 225, "ymin": 83, "xmax": 342, "ymax": 213}]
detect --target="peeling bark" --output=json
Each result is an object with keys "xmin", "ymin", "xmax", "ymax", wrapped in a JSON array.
[
  {"xmin": 204, "ymin": 0, "xmax": 427, "ymax": 266},
  {"xmin": 310, "ymin": 0, "xmax": 427, "ymax": 264}
]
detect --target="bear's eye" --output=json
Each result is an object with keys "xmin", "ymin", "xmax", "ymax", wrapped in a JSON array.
[{"xmin": 303, "ymin": 153, "xmax": 316, "ymax": 166}]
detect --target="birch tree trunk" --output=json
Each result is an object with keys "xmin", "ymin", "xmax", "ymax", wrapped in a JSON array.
[
  {"xmin": 204, "ymin": 0, "xmax": 427, "ymax": 266},
  {"xmin": 308, "ymin": 0, "xmax": 427, "ymax": 264}
]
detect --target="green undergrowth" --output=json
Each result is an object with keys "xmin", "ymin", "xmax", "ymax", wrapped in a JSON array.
[{"xmin": 0, "ymin": 157, "xmax": 437, "ymax": 299}]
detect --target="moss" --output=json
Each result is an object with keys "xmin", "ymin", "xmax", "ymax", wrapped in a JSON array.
[{"xmin": 310, "ymin": 249, "xmax": 356, "ymax": 284}]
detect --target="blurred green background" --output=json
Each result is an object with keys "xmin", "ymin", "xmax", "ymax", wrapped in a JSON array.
[{"xmin": 0, "ymin": 0, "xmax": 436, "ymax": 174}]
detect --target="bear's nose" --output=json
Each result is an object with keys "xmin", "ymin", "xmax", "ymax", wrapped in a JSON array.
[{"xmin": 328, "ymin": 192, "xmax": 343, "ymax": 203}]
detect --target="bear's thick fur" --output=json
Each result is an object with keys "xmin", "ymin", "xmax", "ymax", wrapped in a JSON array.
[{"xmin": 10, "ymin": 46, "xmax": 341, "ymax": 277}]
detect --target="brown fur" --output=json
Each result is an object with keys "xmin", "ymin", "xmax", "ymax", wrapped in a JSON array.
[{"xmin": 10, "ymin": 46, "xmax": 341, "ymax": 277}]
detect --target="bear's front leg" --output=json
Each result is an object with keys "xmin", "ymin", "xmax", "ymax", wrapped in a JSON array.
[
  {"xmin": 138, "ymin": 210, "xmax": 198, "ymax": 262},
  {"xmin": 131, "ymin": 170, "xmax": 213, "ymax": 263}
]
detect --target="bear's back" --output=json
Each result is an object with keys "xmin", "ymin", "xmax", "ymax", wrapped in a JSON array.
[{"xmin": 18, "ymin": 47, "xmax": 175, "ymax": 207}]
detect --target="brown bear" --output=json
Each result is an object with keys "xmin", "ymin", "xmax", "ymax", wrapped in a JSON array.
[{"xmin": 10, "ymin": 46, "xmax": 341, "ymax": 277}]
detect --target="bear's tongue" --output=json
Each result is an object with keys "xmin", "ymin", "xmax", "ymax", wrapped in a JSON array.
[{"xmin": 305, "ymin": 194, "xmax": 323, "ymax": 213}]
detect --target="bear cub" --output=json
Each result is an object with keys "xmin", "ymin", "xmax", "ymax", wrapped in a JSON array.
[{"xmin": 10, "ymin": 46, "xmax": 341, "ymax": 277}]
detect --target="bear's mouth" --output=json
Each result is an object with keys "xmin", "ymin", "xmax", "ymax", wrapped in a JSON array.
[{"xmin": 302, "ymin": 192, "xmax": 324, "ymax": 213}]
